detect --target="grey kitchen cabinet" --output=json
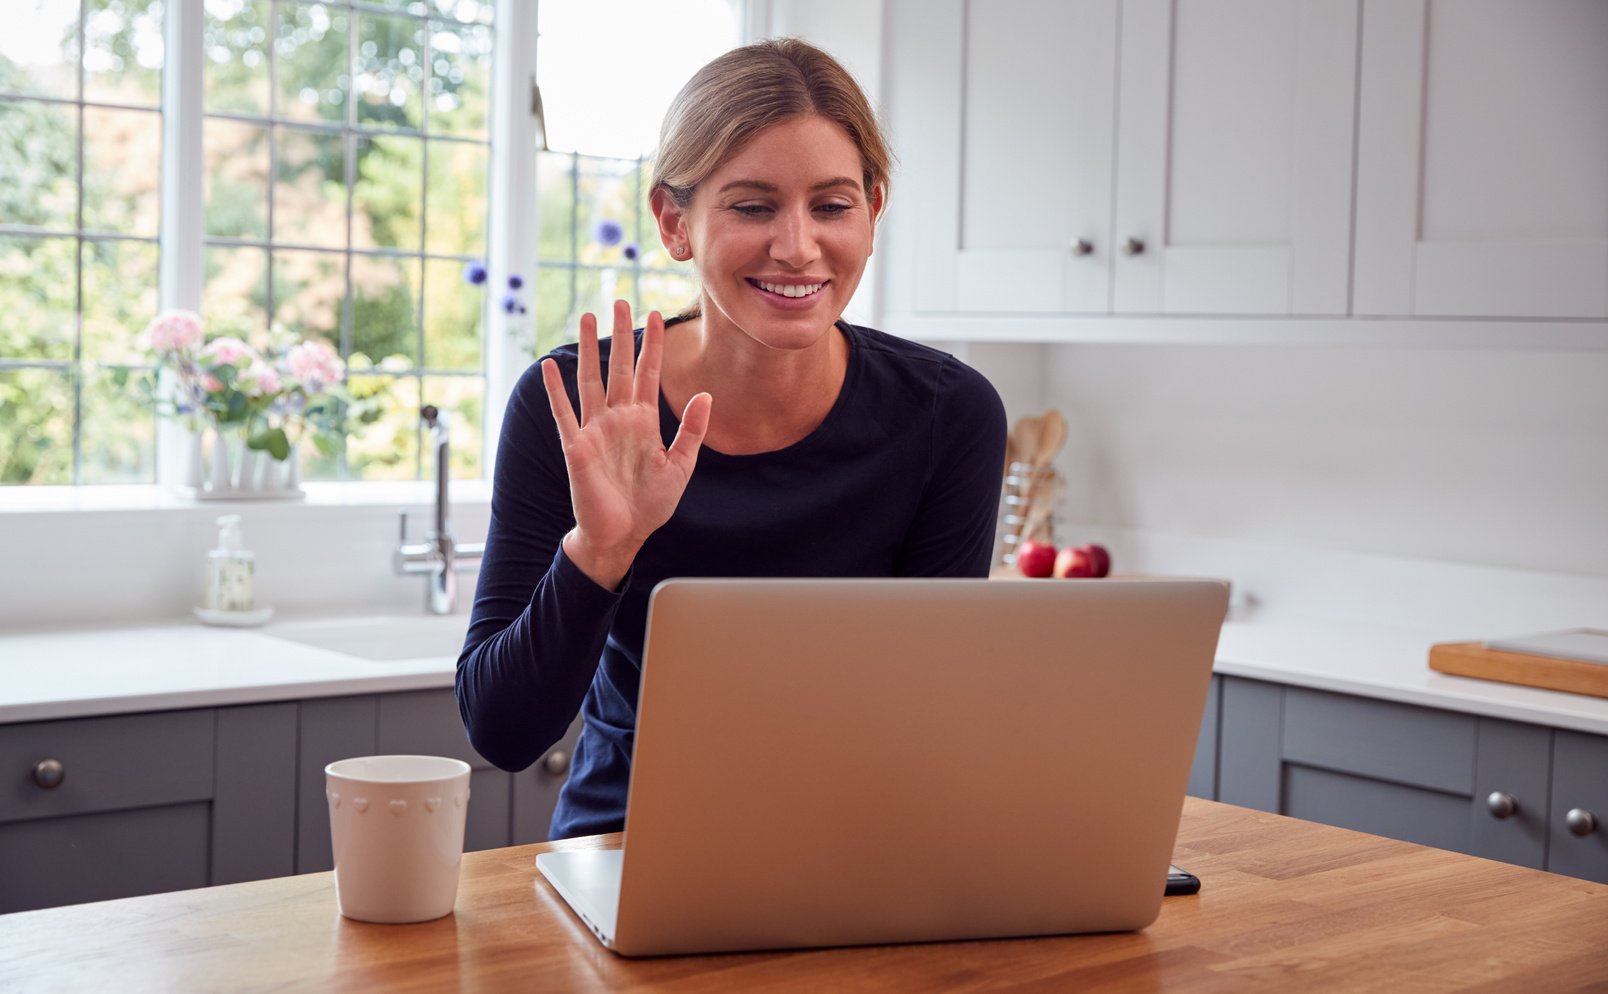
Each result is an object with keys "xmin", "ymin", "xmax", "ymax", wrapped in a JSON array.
[
  {"xmin": 1548, "ymin": 731, "xmax": 1608, "ymax": 882},
  {"xmin": 1217, "ymin": 676, "xmax": 1608, "ymax": 884},
  {"xmin": 293, "ymin": 690, "xmax": 511, "ymax": 873},
  {"xmin": 512, "ymin": 715, "xmax": 584, "ymax": 845},
  {"xmin": 295, "ymin": 689, "xmax": 581, "ymax": 873},
  {"xmin": 1186, "ymin": 675, "xmax": 1222, "ymax": 800},
  {"xmin": 0, "ymin": 703, "xmax": 298, "ymax": 914},
  {"xmin": 4, "ymin": 687, "xmax": 579, "ymax": 913}
]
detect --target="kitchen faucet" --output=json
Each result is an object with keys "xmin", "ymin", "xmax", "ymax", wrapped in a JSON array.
[{"xmin": 394, "ymin": 405, "xmax": 485, "ymax": 614}]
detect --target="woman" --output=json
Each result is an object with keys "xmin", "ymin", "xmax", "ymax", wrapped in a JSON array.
[{"xmin": 457, "ymin": 38, "xmax": 1007, "ymax": 839}]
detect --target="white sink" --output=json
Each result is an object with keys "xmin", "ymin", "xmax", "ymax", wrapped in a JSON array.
[{"xmin": 261, "ymin": 614, "xmax": 470, "ymax": 662}]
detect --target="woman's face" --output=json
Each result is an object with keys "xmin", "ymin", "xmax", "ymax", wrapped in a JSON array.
[{"xmin": 653, "ymin": 114, "xmax": 882, "ymax": 354}]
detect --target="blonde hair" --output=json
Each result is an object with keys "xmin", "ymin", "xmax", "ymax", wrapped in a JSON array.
[{"xmin": 653, "ymin": 38, "xmax": 893, "ymax": 212}]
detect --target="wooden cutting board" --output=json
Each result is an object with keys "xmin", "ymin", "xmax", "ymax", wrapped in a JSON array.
[{"xmin": 1429, "ymin": 641, "xmax": 1608, "ymax": 699}]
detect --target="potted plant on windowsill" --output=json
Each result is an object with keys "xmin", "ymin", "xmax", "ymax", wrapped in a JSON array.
[{"xmin": 142, "ymin": 309, "xmax": 381, "ymax": 499}]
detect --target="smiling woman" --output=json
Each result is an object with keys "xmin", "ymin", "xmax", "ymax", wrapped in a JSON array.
[{"xmin": 456, "ymin": 38, "xmax": 1008, "ymax": 843}]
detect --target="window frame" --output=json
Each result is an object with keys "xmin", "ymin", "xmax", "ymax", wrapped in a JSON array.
[{"xmin": 3, "ymin": 0, "xmax": 760, "ymax": 498}]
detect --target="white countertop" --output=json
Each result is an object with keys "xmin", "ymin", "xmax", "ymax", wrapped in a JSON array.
[
  {"xmin": 0, "ymin": 617, "xmax": 462, "ymax": 724},
  {"xmin": 3, "ymin": 613, "xmax": 1607, "ymax": 735},
  {"xmin": 1214, "ymin": 619, "xmax": 1608, "ymax": 736}
]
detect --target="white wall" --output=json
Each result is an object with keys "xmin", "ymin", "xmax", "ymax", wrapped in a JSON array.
[{"xmin": 1039, "ymin": 343, "xmax": 1608, "ymax": 580}]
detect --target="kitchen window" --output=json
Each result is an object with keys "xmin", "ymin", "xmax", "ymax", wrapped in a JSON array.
[{"xmin": 0, "ymin": 0, "xmax": 748, "ymax": 492}]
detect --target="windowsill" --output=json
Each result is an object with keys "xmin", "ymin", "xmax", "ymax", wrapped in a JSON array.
[{"xmin": 0, "ymin": 480, "xmax": 494, "ymax": 515}]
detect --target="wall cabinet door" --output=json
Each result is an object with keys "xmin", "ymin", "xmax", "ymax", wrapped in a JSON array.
[
  {"xmin": 894, "ymin": 0, "xmax": 1119, "ymax": 314},
  {"xmin": 1354, "ymin": 0, "xmax": 1608, "ymax": 318},
  {"xmin": 887, "ymin": 0, "xmax": 1356, "ymax": 319},
  {"xmin": 1114, "ymin": 0, "xmax": 1356, "ymax": 315}
]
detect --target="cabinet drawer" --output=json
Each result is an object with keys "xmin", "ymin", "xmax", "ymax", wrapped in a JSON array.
[
  {"xmin": 1282, "ymin": 687, "xmax": 1475, "ymax": 794},
  {"xmin": 0, "ymin": 710, "xmax": 215, "ymax": 824}
]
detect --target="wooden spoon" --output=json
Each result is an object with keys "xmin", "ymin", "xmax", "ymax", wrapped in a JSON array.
[
  {"xmin": 1010, "ymin": 415, "xmax": 1042, "ymax": 474},
  {"xmin": 1035, "ymin": 409, "xmax": 1067, "ymax": 469}
]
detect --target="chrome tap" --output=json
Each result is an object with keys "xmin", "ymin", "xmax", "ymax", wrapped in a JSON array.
[{"xmin": 394, "ymin": 405, "xmax": 485, "ymax": 614}]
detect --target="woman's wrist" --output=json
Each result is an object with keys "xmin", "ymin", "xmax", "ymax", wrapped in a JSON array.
[{"xmin": 561, "ymin": 528, "xmax": 641, "ymax": 592}]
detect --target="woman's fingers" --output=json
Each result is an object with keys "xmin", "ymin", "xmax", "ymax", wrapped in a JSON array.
[
  {"xmin": 634, "ymin": 310, "xmax": 665, "ymax": 404},
  {"xmin": 606, "ymin": 299, "xmax": 635, "ymax": 406},
  {"xmin": 540, "ymin": 358, "xmax": 581, "ymax": 448},
  {"xmin": 666, "ymin": 391, "xmax": 712, "ymax": 475},
  {"xmin": 575, "ymin": 312, "xmax": 604, "ymax": 426}
]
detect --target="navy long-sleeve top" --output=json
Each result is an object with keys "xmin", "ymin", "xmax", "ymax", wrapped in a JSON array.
[{"xmin": 456, "ymin": 320, "xmax": 1007, "ymax": 839}]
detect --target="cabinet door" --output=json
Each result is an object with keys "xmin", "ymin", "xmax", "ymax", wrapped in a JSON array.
[
  {"xmin": 890, "ymin": 0, "xmax": 1118, "ymax": 314},
  {"xmin": 1186, "ymin": 674, "xmax": 1221, "ymax": 799},
  {"xmin": 1548, "ymin": 730, "xmax": 1608, "ymax": 884},
  {"xmin": 511, "ymin": 715, "xmax": 584, "ymax": 844},
  {"xmin": 1114, "ymin": 0, "xmax": 1357, "ymax": 315},
  {"xmin": 377, "ymin": 688, "xmax": 511, "ymax": 854},
  {"xmin": 0, "ymin": 710, "xmax": 216, "ymax": 913},
  {"xmin": 296, "ymin": 696, "xmax": 378, "ymax": 874},
  {"xmin": 212, "ymin": 703, "xmax": 298, "ymax": 885},
  {"xmin": 1217, "ymin": 678, "xmax": 1551, "ymax": 867},
  {"xmin": 1354, "ymin": 0, "xmax": 1608, "ymax": 318}
]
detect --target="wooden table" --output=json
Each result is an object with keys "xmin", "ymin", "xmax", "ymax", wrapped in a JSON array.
[{"xmin": 4, "ymin": 798, "xmax": 1606, "ymax": 992}]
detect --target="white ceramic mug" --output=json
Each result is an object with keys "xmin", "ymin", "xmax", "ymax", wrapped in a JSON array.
[{"xmin": 325, "ymin": 755, "xmax": 472, "ymax": 923}]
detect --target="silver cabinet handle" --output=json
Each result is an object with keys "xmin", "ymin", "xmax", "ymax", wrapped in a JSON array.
[
  {"xmin": 1121, "ymin": 237, "xmax": 1145, "ymax": 256},
  {"xmin": 1486, "ymin": 791, "xmax": 1518, "ymax": 819},
  {"xmin": 543, "ymin": 750, "xmax": 570, "ymax": 777},
  {"xmin": 1566, "ymin": 808, "xmax": 1598, "ymax": 837},
  {"xmin": 32, "ymin": 758, "xmax": 65, "ymax": 790},
  {"xmin": 1070, "ymin": 238, "xmax": 1093, "ymax": 257}
]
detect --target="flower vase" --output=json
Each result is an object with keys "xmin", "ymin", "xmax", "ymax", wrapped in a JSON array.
[
  {"xmin": 183, "ymin": 430, "xmax": 204, "ymax": 490},
  {"xmin": 208, "ymin": 428, "xmax": 233, "ymax": 493},
  {"xmin": 236, "ymin": 443, "xmax": 263, "ymax": 492}
]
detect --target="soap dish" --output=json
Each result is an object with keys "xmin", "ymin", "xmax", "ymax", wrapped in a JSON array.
[{"xmin": 194, "ymin": 605, "xmax": 275, "ymax": 628}]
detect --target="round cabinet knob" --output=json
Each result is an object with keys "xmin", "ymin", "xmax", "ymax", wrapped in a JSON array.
[
  {"xmin": 1070, "ymin": 238, "xmax": 1093, "ymax": 257},
  {"xmin": 1565, "ymin": 808, "xmax": 1598, "ymax": 837},
  {"xmin": 1486, "ymin": 791, "xmax": 1518, "ymax": 820},
  {"xmin": 32, "ymin": 758, "xmax": 65, "ymax": 790},
  {"xmin": 1121, "ymin": 237, "xmax": 1145, "ymax": 256},
  {"xmin": 543, "ymin": 750, "xmax": 570, "ymax": 777}
]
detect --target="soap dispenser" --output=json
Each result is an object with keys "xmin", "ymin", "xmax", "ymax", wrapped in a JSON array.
[{"xmin": 205, "ymin": 514, "xmax": 255, "ymax": 612}]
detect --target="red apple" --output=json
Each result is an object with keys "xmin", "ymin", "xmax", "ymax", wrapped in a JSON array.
[
  {"xmin": 1016, "ymin": 540, "xmax": 1057, "ymax": 578},
  {"xmin": 1082, "ymin": 543, "xmax": 1112, "ymax": 578},
  {"xmin": 1054, "ymin": 545, "xmax": 1096, "ymax": 578}
]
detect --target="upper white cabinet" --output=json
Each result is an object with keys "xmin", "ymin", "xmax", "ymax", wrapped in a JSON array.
[
  {"xmin": 885, "ymin": 0, "xmax": 1358, "ymax": 318},
  {"xmin": 1353, "ymin": 0, "xmax": 1608, "ymax": 319}
]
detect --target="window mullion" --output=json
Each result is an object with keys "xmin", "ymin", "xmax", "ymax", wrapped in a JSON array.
[
  {"xmin": 155, "ymin": 0, "xmax": 207, "ymax": 487},
  {"xmin": 484, "ymin": 0, "xmax": 539, "ymax": 456}
]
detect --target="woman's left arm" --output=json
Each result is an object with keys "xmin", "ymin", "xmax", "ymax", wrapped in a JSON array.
[{"xmin": 894, "ymin": 359, "xmax": 1009, "ymax": 578}]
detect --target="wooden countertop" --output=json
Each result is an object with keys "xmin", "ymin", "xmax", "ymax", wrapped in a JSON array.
[{"xmin": 4, "ymin": 798, "xmax": 1606, "ymax": 992}]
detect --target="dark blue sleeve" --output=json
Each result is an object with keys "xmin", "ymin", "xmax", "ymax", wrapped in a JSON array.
[
  {"xmin": 455, "ymin": 359, "xmax": 621, "ymax": 772},
  {"xmin": 894, "ymin": 356, "xmax": 1008, "ymax": 577}
]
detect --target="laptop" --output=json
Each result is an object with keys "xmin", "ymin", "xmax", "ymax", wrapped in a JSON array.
[{"xmin": 536, "ymin": 577, "xmax": 1229, "ymax": 957}]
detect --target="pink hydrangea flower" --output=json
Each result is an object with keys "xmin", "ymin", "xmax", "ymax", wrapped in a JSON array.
[
  {"xmin": 285, "ymin": 340, "xmax": 344, "ymax": 387},
  {"xmin": 200, "ymin": 336, "xmax": 259, "ymax": 367},
  {"xmin": 237, "ymin": 362, "xmax": 283, "ymax": 398},
  {"xmin": 144, "ymin": 309, "xmax": 204, "ymax": 354}
]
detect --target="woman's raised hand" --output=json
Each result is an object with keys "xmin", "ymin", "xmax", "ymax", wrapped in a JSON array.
[{"xmin": 541, "ymin": 300, "xmax": 712, "ymax": 589}]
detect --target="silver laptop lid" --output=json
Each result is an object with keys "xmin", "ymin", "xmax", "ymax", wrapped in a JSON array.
[{"xmin": 603, "ymin": 578, "xmax": 1228, "ymax": 957}]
